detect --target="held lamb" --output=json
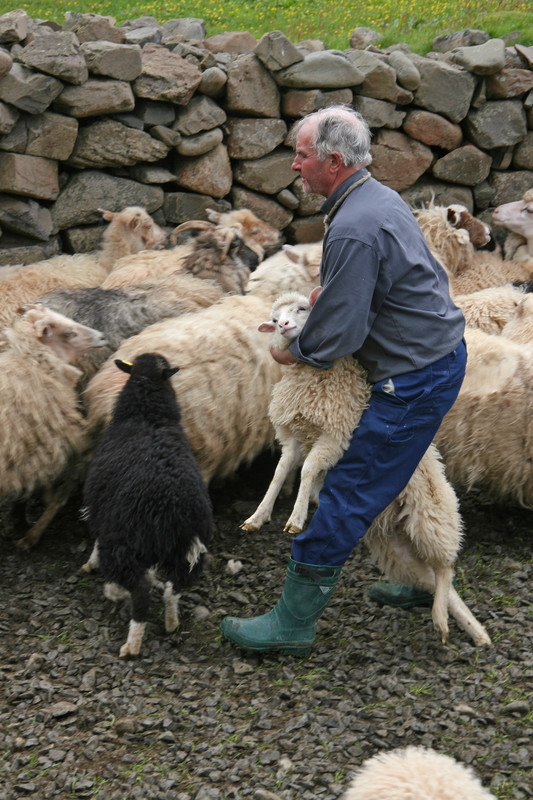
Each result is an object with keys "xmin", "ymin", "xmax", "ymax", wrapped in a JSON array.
[
  {"xmin": 344, "ymin": 746, "xmax": 496, "ymax": 800},
  {"xmin": 81, "ymin": 353, "xmax": 213, "ymax": 658},
  {"xmin": 240, "ymin": 291, "xmax": 491, "ymax": 647},
  {"xmin": 0, "ymin": 207, "xmax": 167, "ymax": 329},
  {"xmin": 0, "ymin": 304, "xmax": 106, "ymax": 549}
]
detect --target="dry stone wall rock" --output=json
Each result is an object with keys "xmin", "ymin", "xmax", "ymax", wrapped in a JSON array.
[{"xmin": 0, "ymin": 9, "xmax": 531, "ymax": 263}]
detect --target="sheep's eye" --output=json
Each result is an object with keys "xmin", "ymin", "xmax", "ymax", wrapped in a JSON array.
[
  {"xmin": 524, "ymin": 207, "xmax": 533, "ymax": 215},
  {"xmin": 272, "ymin": 317, "xmax": 278, "ymax": 324},
  {"xmin": 298, "ymin": 306, "xmax": 307, "ymax": 313}
]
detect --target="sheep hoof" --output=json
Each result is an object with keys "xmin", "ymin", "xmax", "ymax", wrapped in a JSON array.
[
  {"xmin": 80, "ymin": 561, "xmax": 95, "ymax": 573},
  {"xmin": 119, "ymin": 643, "xmax": 139, "ymax": 658},
  {"xmin": 240, "ymin": 520, "xmax": 262, "ymax": 531},
  {"xmin": 474, "ymin": 630, "xmax": 492, "ymax": 647},
  {"xmin": 284, "ymin": 522, "xmax": 303, "ymax": 534},
  {"xmin": 15, "ymin": 536, "xmax": 32, "ymax": 552}
]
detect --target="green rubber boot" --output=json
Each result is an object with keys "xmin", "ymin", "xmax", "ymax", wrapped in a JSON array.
[
  {"xmin": 220, "ymin": 557, "xmax": 342, "ymax": 655},
  {"xmin": 368, "ymin": 576, "xmax": 457, "ymax": 609}
]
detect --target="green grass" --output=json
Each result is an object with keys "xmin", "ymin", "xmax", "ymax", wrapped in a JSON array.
[{"xmin": 13, "ymin": 0, "xmax": 533, "ymax": 54}]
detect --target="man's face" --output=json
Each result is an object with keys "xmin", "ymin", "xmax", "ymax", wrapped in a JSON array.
[{"xmin": 292, "ymin": 122, "xmax": 334, "ymax": 197}]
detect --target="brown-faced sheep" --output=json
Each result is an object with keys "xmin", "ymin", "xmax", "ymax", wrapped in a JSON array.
[
  {"xmin": 344, "ymin": 746, "xmax": 496, "ymax": 800},
  {"xmin": 240, "ymin": 291, "xmax": 490, "ymax": 647},
  {"xmin": 0, "ymin": 304, "xmax": 106, "ymax": 549},
  {"xmin": 0, "ymin": 207, "xmax": 167, "ymax": 329},
  {"xmin": 414, "ymin": 204, "xmax": 532, "ymax": 295}
]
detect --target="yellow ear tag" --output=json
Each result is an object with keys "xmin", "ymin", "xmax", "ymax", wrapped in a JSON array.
[{"xmin": 122, "ymin": 361, "xmax": 133, "ymax": 366}]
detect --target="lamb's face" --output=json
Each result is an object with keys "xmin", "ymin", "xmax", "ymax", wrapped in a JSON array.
[
  {"xmin": 492, "ymin": 196, "xmax": 533, "ymax": 238},
  {"xmin": 271, "ymin": 297, "xmax": 311, "ymax": 341}
]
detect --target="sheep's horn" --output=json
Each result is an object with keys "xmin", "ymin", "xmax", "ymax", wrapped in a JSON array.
[{"xmin": 170, "ymin": 219, "xmax": 214, "ymax": 246}]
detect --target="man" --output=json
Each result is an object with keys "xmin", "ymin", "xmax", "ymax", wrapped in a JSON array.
[{"xmin": 220, "ymin": 106, "xmax": 466, "ymax": 654}]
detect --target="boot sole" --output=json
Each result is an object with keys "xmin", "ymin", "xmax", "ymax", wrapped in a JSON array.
[{"xmin": 221, "ymin": 632, "xmax": 312, "ymax": 656}]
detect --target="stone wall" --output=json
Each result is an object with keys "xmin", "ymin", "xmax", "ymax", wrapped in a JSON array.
[{"xmin": 0, "ymin": 9, "xmax": 532, "ymax": 264}]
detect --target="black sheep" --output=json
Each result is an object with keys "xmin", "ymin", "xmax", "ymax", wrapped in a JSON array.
[{"xmin": 82, "ymin": 352, "xmax": 213, "ymax": 658}]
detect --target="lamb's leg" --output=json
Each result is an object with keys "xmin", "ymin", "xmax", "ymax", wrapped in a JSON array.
[
  {"xmin": 163, "ymin": 582, "xmax": 181, "ymax": 633},
  {"xmin": 285, "ymin": 433, "xmax": 344, "ymax": 533},
  {"xmin": 119, "ymin": 579, "xmax": 151, "ymax": 658},
  {"xmin": 15, "ymin": 495, "xmax": 66, "ymax": 550},
  {"xmin": 241, "ymin": 434, "xmax": 301, "ymax": 531},
  {"xmin": 447, "ymin": 585, "xmax": 492, "ymax": 646},
  {"xmin": 81, "ymin": 540, "xmax": 99, "ymax": 573}
]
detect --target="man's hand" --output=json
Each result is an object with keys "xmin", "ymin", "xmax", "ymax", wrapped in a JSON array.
[{"xmin": 270, "ymin": 346, "xmax": 297, "ymax": 365}]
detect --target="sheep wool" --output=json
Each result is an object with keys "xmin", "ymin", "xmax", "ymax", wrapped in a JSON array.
[{"xmin": 344, "ymin": 746, "xmax": 496, "ymax": 800}]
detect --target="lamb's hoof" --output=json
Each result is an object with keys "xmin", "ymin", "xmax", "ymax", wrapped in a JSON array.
[
  {"xmin": 119, "ymin": 643, "xmax": 139, "ymax": 658},
  {"xmin": 240, "ymin": 520, "xmax": 262, "ymax": 531},
  {"xmin": 80, "ymin": 561, "xmax": 95, "ymax": 573},
  {"xmin": 15, "ymin": 536, "xmax": 32, "ymax": 552},
  {"xmin": 474, "ymin": 630, "xmax": 492, "ymax": 647},
  {"xmin": 284, "ymin": 522, "xmax": 303, "ymax": 534}
]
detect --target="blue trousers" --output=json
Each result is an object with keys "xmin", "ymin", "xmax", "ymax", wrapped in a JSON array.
[{"xmin": 291, "ymin": 339, "xmax": 467, "ymax": 566}]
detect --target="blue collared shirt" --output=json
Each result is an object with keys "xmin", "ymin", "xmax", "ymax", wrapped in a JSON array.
[{"xmin": 289, "ymin": 170, "xmax": 465, "ymax": 383}]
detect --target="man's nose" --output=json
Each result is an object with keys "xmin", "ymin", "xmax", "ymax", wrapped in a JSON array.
[{"xmin": 291, "ymin": 156, "xmax": 301, "ymax": 171}]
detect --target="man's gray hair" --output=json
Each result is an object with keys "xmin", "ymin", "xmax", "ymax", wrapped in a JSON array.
[{"xmin": 292, "ymin": 105, "xmax": 373, "ymax": 167}]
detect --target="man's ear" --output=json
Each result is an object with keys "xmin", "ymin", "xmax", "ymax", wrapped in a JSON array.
[{"xmin": 329, "ymin": 151, "xmax": 343, "ymax": 171}]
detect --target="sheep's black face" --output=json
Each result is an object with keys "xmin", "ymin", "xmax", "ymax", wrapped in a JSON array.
[{"xmin": 115, "ymin": 353, "xmax": 179, "ymax": 382}]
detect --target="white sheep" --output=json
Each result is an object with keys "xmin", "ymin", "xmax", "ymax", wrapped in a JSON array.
[
  {"xmin": 453, "ymin": 284, "xmax": 526, "ymax": 334},
  {"xmin": 493, "ymin": 188, "xmax": 533, "ymax": 263},
  {"xmin": 0, "ymin": 304, "xmax": 106, "ymax": 549},
  {"xmin": 414, "ymin": 204, "xmax": 532, "ymax": 295},
  {"xmin": 344, "ymin": 746, "xmax": 496, "ymax": 800},
  {"xmin": 83, "ymin": 246, "xmax": 323, "ymax": 485},
  {"xmin": 240, "ymin": 291, "xmax": 491, "ymax": 647},
  {"xmin": 435, "ymin": 323, "xmax": 533, "ymax": 507},
  {"xmin": 0, "ymin": 207, "xmax": 168, "ymax": 329}
]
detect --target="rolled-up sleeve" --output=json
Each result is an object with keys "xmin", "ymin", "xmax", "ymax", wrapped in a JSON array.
[{"xmin": 289, "ymin": 235, "xmax": 381, "ymax": 369}]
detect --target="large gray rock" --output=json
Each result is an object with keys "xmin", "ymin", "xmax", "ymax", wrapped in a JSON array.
[
  {"xmin": 226, "ymin": 53, "xmax": 280, "ymax": 118},
  {"xmin": 432, "ymin": 29, "xmax": 490, "ymax": 53},
  {"xmin": 274, "ymin": 51, "xmax": 365, "ymax": 89},
  {"xmin": 197, "ymin": 66, "xmax": 227, "ymax": 98},
  {"xmin": 0, "ymin": 62, "xmax": 63, "ymax": 114},
  {"xmin": 345, "ymin": 50, "xmax": 412, "ymax": 104},
  {"xmin": 63, "ymin": 12, "xmax": 125, "ymax": 44},
  {"xmin": 512, "ymin": 131, "xmax": 533, "ymax": 170},
  {"xmin": 485, "ymin": 68, "xmax": 533, "ymax": 99},
  {"xmin": 352, "ymin": 96, "xmax": 406, "ymax": 129},
  {"xmin": 0, "ymin": 48, "xmax": 13, "ymax": 78},
  {"xmin": 448, "ymin": 38, "xmax": 506, "ymax": 76},
  {"xmin": 204, "ymin": 31, "xmax": 257, "ymax": 54},
  {"xmin": 161, "ymin": 18, "xmax": 206, "ymax": 43},
  {"xmin": 226, "ymin": 118, "xmax": 287, "ymax": 159},
  {"xmin": 402, "ymin": 109, "xmax": 462, "ymax": 151},
  {"xmin": 172, "ymin": 143, "xmax": 232, "ymax": 199},
  {"xmin": 349, "ymin": 27, "xmax": 383, "ymax": 50},
  {"xmin": 123, "ymin": 26, "xmax": 162, "ymax": 47},
  {"xmin": 432, "ymin": 144, "xmax": 492, "ymax": 186},
  {"xmin": 411, "ymin": 56, "xmax": 477, "ymax": 122},
  {"xmin": 281, "ymin": 88, "xmax": 353, "ymax": 118},
  {"xmin": 465, "ymin": 100, "xmax": 527, "ymax": 149},
  {"xmin": 133, "ymin": 43, "xmax": 202, "ymax": 105},
  {"xmin": 135, "ymin": 99, "xmax": 175, "ymax": 128},
  {"xmin": 51, "ymin": 170, "xmax": 164, "ymax": 230},
  {"xmin": 0, "ymin": 234, "xmax": 61, "ymax": 266},
  {"xmin": 129, "ymin": 164, "xmax": 176, "ymax": 185},
  {"xmin": 232, "ymin": 149, "xmax": 296, "ymax": 194},
  {"xmin": 80, "ymin": 41, "xmax": 143, "ymax": 81},
  {"xmin": 173, "ymin": 94, "xmax": 226, "ymax": 135},
  {"xmin": 18, "ymin": 31, "xmax": 89, "ymax": 85},
  {"xmin": 0, "ymin": 193, "xmax": 54, "ymax": 240},
  {"xmin": 0, "ymin": 9, "xmax": 29, "ymax": 44},
  {"xmin": 0, "ymin": 152, "xmax": 59, "ymax": 201},
  {"xmin": 369, "ymin": 129, "xmax": 433, "ymax": 192},
  {"xmin": 386, "ymin": 51, "xmax": 421, "ymax": 91},
  {"xmin": 490, "ymin": 170, "xmax": 533, "ymax": 205},
  {"xmin": 6, "ymin": 111, "xmax": 79, "ymax": 160},
  {"xmin": 67, "ymin": 118, "xmax": 169, "ymax": 168},
  {"xmin": 177, "ymin": 127, "xmax": 224, "ymax": 157},
  {"xmin": 254, "ymin": 30, "xmax": 303, "ymax": 71},
  {"xmin": 162, "ymin": 191, "xmax": 230, "ymax": 225},
  {"xmin": 54, "ymin": 78, "xmax": 135, "ymax": 118}
]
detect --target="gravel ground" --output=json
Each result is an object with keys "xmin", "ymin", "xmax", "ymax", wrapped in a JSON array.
[{"xmin": 0, "ymin": 451, "xmax": 532, "ymax": 800}]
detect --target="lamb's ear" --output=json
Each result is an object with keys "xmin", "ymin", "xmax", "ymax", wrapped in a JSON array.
[
  {"xmin": 309, "ymin": 286, "xmax": 323, "ymax": 307},
  {"xmin": 115, "ymin": 359, "xmax": 133, "ymax": 374},
  {"xmin": 100, "ymin": 209, "xmax": 115, "ymax": 222},
  {"xmin": 258, "ymin": 321, "xmax": 276, "ymax": 333},
  {"xmin": 164, "ymin": 366, "xmax": 180, "ymax": 379}
]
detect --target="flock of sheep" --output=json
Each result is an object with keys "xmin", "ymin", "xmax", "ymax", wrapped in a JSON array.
[{"xmin": 1, "ymin": 186, "xmax": 532, "ymax": 798}]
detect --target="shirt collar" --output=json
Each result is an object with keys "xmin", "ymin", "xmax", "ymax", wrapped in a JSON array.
[{"xmin": 321, "ymin": 168, "xmax": 370, "ymax": 214}]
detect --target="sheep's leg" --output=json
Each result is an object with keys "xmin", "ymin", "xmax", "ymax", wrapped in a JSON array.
[
  {"xmin": 241, "ymin": 434, "xmax": 301, "ymax": 531},
  {"xmin": 163, "ymin": 581, "xmax": 181, "ymax": 633},
  {"xmin": 447, "ymin": 585, "xmax": 492, "ymax": 646},
  {"xmin": 103, "ymin": 582, "xmax": 130, "ymax": 601},
  {"xmin": 285, "ymin": 433, "xmax": 344, "ymax": 533},
  {"xmin": 119, "ymin": 579, "xmax": 151, "ymax": 658},
  {"xmin": 15, "ymin": 495, "xmax": 65, "ymax": 550},
  {"xmin": 80, "ymin": 540, "xmax": 99, "ymax": 573}
]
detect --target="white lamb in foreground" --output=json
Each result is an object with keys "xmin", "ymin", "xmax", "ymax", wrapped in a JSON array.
[
  {"xmin": 240, "ymin": 291, "xmax": 491, "ymax": 647},
  {"xmin": 344, "ymin": 746, "xmax": 496, "ymax": 800}
]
